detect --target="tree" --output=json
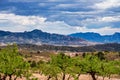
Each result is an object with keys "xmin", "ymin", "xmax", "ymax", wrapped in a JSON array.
[
  {"xmin": 40, "ymin": 62, "xmax": 61, "ymax": 80},
  {"xmin": 50, "ymin": 53, "xmax": 73, "ymax": 80},
  {"xmin": 0, "ymin": 44, "xmax": 30, "ymax": 80},
  {"xmin": 98, "ymin": 60, "xmax": 120, "ymax": 80},
  {"xmin": 81, "ymin": 54, "xmax": 102, "ymax": 80},
  {"xmin": 110, "ymin": 60, "xmax": 120, "ymax": 76},
  {"xmin": 96, "ymin": 52, "xmax": 105, "ymax": 60},
  {"xmin": 66, "ymin": 57, "xmax": 84, "ymax": 80}
]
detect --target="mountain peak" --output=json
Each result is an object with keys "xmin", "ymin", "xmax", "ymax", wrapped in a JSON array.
[
  {"xmin": 114, "ymin": 32, "xmax": 120, "ymax": 35},
  {"xmin": 31, "ymin": 29, "xmax": 42, "ymax": 32}
]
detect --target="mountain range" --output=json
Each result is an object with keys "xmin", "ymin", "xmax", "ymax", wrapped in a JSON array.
[
  {"xmin": 69, "ymin": 32, "xmax": 120, "ymax": 43},
  {"xmin": 0, "ymin": 29, "xmax": 91, "ymax": 46},
  {"xmin": 0, "ymin": 29, "xmax": 119, "ymax": 46}
]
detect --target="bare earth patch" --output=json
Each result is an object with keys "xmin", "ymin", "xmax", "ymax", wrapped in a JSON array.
[{"xmin": 32, "ymin": 73, "xmax": 120, "ymax": 80}]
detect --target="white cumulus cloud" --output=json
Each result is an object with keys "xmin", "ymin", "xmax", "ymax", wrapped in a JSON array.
[
  {"xmin": 98, "ymin": 16, "xmax": 120, "ymax": 22},
  {"xmin": 0, "ymin": 13, "xmax": 120, "ymax": 35},
  {"xmin": 0, "ymin": 13, "xmax": 74, "ymax": 34},
  {"xmin": 75, "ymin": 26, "xmax": 120, "ymax": 35},
  {"xmin": 92, "ymin": 0, "xmax": 120, "ymax": 10}
]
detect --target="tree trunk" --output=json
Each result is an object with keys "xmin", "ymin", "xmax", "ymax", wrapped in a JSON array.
[
  {"xmin": 55, "ymin": 76, "xmax": 58, "ymax": 80},
  {"xmin": 0, "ymin": 74, "xmax": 2, "ymax": 80},
  {"xmin": 9, "ymin": 75, "xmax": 12, "ymax": 80},
  {"xmin": 2, "ymin": 75, "xmax": 7, "ymax": 80},
  {"xmin": 103, "ymin": 76, "xmax": 105, "ymax": 80},
  {"xmin": 67, "ymin": 75, "xmax": 71, "ymax": 80},
  {"xmin": 62, "ymin": 73, "xmax": 66, "ymax": 80},
  {"xmin": 108, "ymin": 74, "xmax": 111, "ymax": 79},
  {"xmin": 76, "ymin": 74, "xmax": 81, "ymax": 80},
  {"xmin": 47, "ymin": 75, "xmax": 51, "ymax": 80},
  {"xmin": 90, "ymin": 72, "xmax": 96, "ymax": 80}
]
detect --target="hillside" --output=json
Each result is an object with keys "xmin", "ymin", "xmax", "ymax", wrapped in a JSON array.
[
  {"xmin": 0, "ymin": 29, "xmax": 91, "ymax": 46},
  {"xmin": 69, "ymin": 32, "xmax": 120, "ymax": 43},
  {"xmin": 17, "ymin": 43, "xmax": 120, "ymax": 52}
]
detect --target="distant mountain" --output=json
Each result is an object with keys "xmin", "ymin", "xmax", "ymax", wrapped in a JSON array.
[
  {"xmin": 69, "ymin": 32, "xmax": 120, "ymax": 43},
  {"xmin": 0, "ymin": 29, "xmax": 92, "ymax": 46}
]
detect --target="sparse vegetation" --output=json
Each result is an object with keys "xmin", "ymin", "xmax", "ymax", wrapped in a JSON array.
[
  {"xmin": 0, "ymin": 44, "xmax": 120, "ymax": 80},
  {"xmin": 0, "ymin": 44, "xmax": 30, "ymax": 80}
]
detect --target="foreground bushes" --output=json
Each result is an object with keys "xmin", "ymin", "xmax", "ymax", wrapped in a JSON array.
[
  {"xmin": 0, "ymin": 44, "xmax": 30, "ymax": 80},
  {"xmin": 0, "ymin": 45, "xmax": 120, "ymax": 80},
  {"xmin": 31, "ymin": 53, "xmax": 119, "ymax": 80}
]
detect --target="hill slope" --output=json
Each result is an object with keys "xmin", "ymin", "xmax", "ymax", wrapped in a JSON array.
[
  {"xmin": 0, "ymin": 29, "xmax": 90, "ymax": 46},
  {"xmin": 69, "ymin": 32, "xmax": 120, "ymax": 43},
  {"xmin": 17, "ymin": 43, "xmax": 120, "ymax": 52}
]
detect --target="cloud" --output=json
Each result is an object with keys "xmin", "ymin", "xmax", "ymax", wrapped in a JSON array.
[
  {"xmin": 75, "ymin": 26, "xmax": 120, "ymax": 35},
  {"xmin": 79, "ymin": 16, "xmax": 120, "ymax": 29},
  {"xmin": 1, "ymin": 0, "xmax": 119, "ymax": 27},
  {"xmin": 8, "ymin": 0, "xmax": 45, "ymax": 2},
  {"xmin": 55, "ymin": 3, "xmax": 79, "ymax": 8},
  {"xmin": 98, "ymin": 16, "xmax": 120, "ymax": 22},
  {"xmin": 84, "ymin": 16, "xmax": 120, "ymax": 23},
  {"xmin": 0, "ymin": 13, "xmax": 75, "ymax": 34},
  {"xmin": 92, "ymin": 0, "xmax": 120, "ymax": 10},
  {"xmin": 0, "ymin": 13, "xmax": 46, "ymax": 26},
  {"xmin": 0, "ymin": 0, "xmax": 120, "ymax": 35},
  {"xmin": 0, "ymin": 13, "xmax": 120, "ymax": 35}
]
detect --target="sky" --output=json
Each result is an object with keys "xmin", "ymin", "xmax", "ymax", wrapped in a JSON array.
[{"xmin": 0, "ymin": 0, "xmax": 120, "ymax": 35}]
